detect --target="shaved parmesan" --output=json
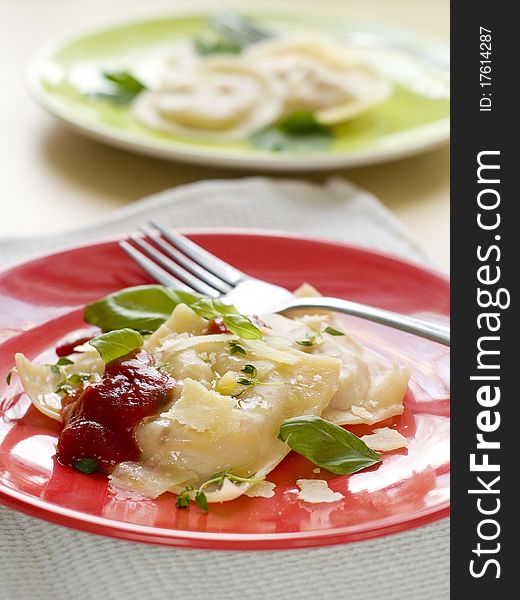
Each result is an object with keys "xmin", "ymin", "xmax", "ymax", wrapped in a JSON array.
[
  {"xmin": 165, "ymin": 378, "xmax": 240, "ymax": 435},
  {"xmin": 159, "ymin": 333, "xmax": 238, "ymax": 354},
  {"xmin": 361, "ymin": 427, "xmax": 408, "ymax": 451},
  {"xmin": 145, "ymin": 304, "xmax": 207, "ymax": 352},
  {"xmin": 296, "ymin": 479, "xmax": 344, "ymax": 504},
  {"xmin": 244, "ymin": 480, "xmax": 276, "ymax": 498}
]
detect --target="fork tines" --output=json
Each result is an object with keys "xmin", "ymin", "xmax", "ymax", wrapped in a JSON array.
[{"xmin": 119, "ymin": 223, "xmax": 244, "ymax": 297}]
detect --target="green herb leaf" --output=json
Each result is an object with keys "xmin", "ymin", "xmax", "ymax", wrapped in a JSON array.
[
  {"xmin": 89, "ymin": 328, "xmax": 144, "ymax": 363},
  {"xmin": 56, "ymin": 357, "xmax": 74, "ymax": 366},
  {"xmin": 250, "ymin": 111, "xmax": 334, "ymax": 153},
  {"xmin": 195, "ymin": 491, "xmax": 209, "ymax": 512},
  {"xmin": 55, "ymin": 382, "xmax": 71, "ymax": 395},
  {"xmin": 84, "ymin": 285, "xmax": 187, "ymax": 333},
  {"xmin": 103, "ymin": 71, "xmax": 145, "ymax": 92},
  {"xmin": 50, "ymin": 357, "xmax": 74, "ymax": 378},
  {"xmin": 241, "ymin": 364, "xmax": 257, "ymax": 377},
  {"xmin": 67, "ymin": 373, "xmax": 92, "ymax": 385},
  {"xmin": 194, "ymin": 35, "xmax": 242, "ymax": 55},
  {"xmin": 278, "ymin": 415, "xmax": 381, "ymax": 475},
  {"xmin": 296, "ymin": 336, "xmax": 316, "ymax": 347},
  {"xmin": 236, "ymin": 377, "xmax": 254, "ymax": 386},
  {"xmin": 67, "ymin": 373, "xmax": 91, "ymax": 385},
  {"xmin": 55, "ymin": 373, "xmax": 92, "ymax": 395},
  {"xmin": 176, "ymin": 487, "xmax": 193, "ymax": 508},
  {"xmin": 278, "ymin": 111, "xmax": 332, "ymax": 134},
  {"xmin": 189, "ymin": 297, "xmax": 261, "ymax": 339},
  {"xmin": 92, "ymin": 71, "xmax": 146, "ymax": 104},
  {"xmin": 74, "ymin": 458, "xmax": 98, "ymax": 474},
  {"xmin": 222, "ymin": 314, "xmax": 261, "ymax": 340},
  {"xmin": 324, "ymin": 326, "xmax": 345, "ymax": 336},
  {"xmin": 84, "ymin": 285, "xmax": 261, "ymax": 340},
  {"xmin": 229, "ymin": 342, "xmax": 246, "ymax": 355}
]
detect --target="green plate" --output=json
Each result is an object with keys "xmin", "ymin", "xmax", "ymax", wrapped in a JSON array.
[{"xmin": 27, "ymin": 10, "xmax": 450, "ymax": 170}]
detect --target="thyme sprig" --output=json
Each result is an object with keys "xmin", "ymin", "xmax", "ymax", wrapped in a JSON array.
[{"xmin": 176, "ymin": 471, "xmax": 263, "ymax": 511}]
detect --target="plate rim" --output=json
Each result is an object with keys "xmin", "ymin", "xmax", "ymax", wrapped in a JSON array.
[
  {"xmin": 0, "ymin": 231, "xmax": 450, "ymax": 549},
  {"xmin": 25, "ymin": 8, "xmax": 450, "ymax": 171},
  {"xmin": 0, "ymin": 228, "xmax": 449, "ymax": 282}
]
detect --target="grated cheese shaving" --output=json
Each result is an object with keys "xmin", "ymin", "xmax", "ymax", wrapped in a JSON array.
[
  {"xmin": 244, "ymin": 480, "xmax": 276, "ymax": 498},
  {"xmin": 361, "ymin": 427, "xmax": 408, "ymax": 451},
  {"xmin": 296, "ymin": 479, "xmax": 344, "ymax": 504}
]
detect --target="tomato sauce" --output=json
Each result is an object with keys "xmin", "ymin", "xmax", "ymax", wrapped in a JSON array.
[
  {"xmin": 205, "ymin": 317, "xmax": 231, "ymax": 335},
  {"xmin": 57, "ymin": 351, "xmax": 174, "ymax": 473}
]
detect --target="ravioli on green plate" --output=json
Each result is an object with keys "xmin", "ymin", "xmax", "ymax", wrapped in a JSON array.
[{"xmin": 28, "ymin": 10, "xmax": 450, "ymax": 170}]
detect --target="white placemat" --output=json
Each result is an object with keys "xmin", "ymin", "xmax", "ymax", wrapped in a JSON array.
[{"xmin": 0, "ymin": 177, "xmax": 448, "ymax": 600}]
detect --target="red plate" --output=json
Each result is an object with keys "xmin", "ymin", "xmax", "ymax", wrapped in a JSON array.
[{"xmin": 0, "ymin": 232, "xmax": 450, "ymax": 549}]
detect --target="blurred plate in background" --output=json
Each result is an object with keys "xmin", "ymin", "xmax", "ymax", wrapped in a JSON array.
[{"xmin": 27, "ymin": 9, "xmax": 450, "ymax": 171}]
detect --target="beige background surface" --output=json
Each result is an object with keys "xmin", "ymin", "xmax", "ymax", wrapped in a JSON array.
[{"xmin": 0, "ymin": 0, "xmax": 449, "ymax": 269}]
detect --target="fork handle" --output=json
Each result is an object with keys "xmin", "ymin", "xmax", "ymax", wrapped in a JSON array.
[{"xmin": 279, "ymin": 297, "xmax": 450, "ymax": 346}]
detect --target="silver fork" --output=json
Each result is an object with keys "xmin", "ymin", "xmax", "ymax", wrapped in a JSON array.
[
  {"xmin": 209, "ymin": 8, "xmax": 450, "ymax": 69},
  {"xmin": 120, "ymin": 223, "xmax": 450, "ymax": 346}
]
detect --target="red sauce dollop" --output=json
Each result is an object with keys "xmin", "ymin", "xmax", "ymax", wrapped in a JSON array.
[
  {"xmin": 57, "ymin": 351, "xmax": 174, "ymax": 473},
  {"xmin": 205, "ymin": 317, "xmax": 231, "ymax": 335}
]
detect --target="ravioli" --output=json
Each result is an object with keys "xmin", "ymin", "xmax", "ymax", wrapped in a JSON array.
[
  {"xmin": 133, "ymin": 57, "xmax": 283, "ymax": 140},
  {"xmin": 111, "ymin": 304, "xmax": 342, "ymax": 500},
  {"xmin": 14, "ymin": 294, "xmax": 410, "ymax": 504},
  {"xmin": 246, "ymin": 34, "xmax": 391, "ymax": 123},
  {"xmin": 15, "ymin": 348, "xmax": 104, "ymax": 421},
  {"xmin": 292, "ymin": 283, "xmax": 410, "ymax": 425}
]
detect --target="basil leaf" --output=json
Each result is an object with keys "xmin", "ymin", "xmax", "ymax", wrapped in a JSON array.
[
  {"xmin": 279, "ymin": 111, "xmax": 332, "ymax": 134},
  {"xmin": 189, "ymin": 296, "xmax": 226, "ymax": 320},
  {"xmin": 250, "ymin": 111, "xmax": 333, "ymax": 153},
  {"xmin": 89, "ymin": 328, "xmax": 144, "ymax": 363},
  {"xmin": 103, "ymin": 71, "xmax": 146, "ymax": 93},
  {"xmin": 84, "ymin": 285, "xmax": 187, "ymax": 332},
  {"xmin": 222, "ymin": 314, "xmax": 261, "ymax": 340},
  {"xmin": 250, "ymin": 128, "xmax": 333, "ymax": 153},
  {"xmin": 189, "ymin": 297, "xmax": 261, "ymax": 339},
  {"xmin": 84, "ymin": 285, "xmax": 261, "ymax": 340},
  {"xmin": 191, "ymin": 296, "xmax": 262, "ymax": 338},
  {"xmin": 91, "ymin": 71, "xmax": 146, "ymax": 104},
  {"xmin": 278, "ymin": 416, "xmax": 381, "ymax": 475}
]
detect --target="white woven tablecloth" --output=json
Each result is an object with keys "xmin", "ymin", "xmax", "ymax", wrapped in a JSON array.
[{"xmin": 0, "ymin": 177, "xmax": 449, "ymax": 600}]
